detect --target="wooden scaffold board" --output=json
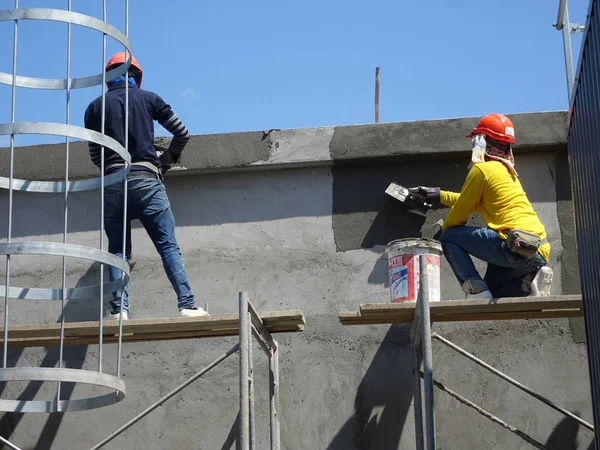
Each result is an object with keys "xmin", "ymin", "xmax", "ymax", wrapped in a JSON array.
[
  {"xmin": 0, "ymin": 310, "xmax": 306, "ymax": 348},
  {"xmin": 339, "ymin": 295, "xmax": 583, "ymax": 325}
]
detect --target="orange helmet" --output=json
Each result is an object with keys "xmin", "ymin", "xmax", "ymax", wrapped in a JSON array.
[
  {"xmin": 105, "ymin": 52, "xmax": 143, "ymax": 88},
  {"xmin": 466, "ymin": 113, "xmax": 515, "ymax": 145}
]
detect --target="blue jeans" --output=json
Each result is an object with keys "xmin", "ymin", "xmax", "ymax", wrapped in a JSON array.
[
  {"xmin": 439, "ymin": 226, "xmax": 547, "ymax": 297},
  {"xmin": 104, "ymin": 174, "xmax": 196, "ymax": 313}
]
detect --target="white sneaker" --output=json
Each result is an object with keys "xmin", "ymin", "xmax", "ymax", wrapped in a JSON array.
[
  {"xmin": 180, "ymin": 307, "xmax": 209, "ymax": 318},
  {"xmin": 529, "ymin": 266, "xmax": 553, "ymax": 297},
  {"xmin": 466, "ymin": 289, "xmax": 493, "ymax": 300},
  {"xmin": 106, "ymin": 310, "xmax": 129, "ymax": 321}
]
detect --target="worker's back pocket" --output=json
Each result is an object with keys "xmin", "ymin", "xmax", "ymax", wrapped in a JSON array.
[
  {"xmin": 130, "ymin": 178, "xmax": 170, "ymax": 216},
  {"xmin": 488, "ymin": 241, "xmax": 525, "ymax": 266}
]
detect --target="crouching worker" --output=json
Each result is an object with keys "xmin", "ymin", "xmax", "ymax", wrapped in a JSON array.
[
  {"xmin": 411, "ymin": 113, "xmax": 553, "ymax": 299},
  {"xmin": 84, "ymin": 52, "xmax": 208, "ymax": 319}
]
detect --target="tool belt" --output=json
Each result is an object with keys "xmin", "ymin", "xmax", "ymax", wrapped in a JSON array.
[{"xmin": 505, "ymin": 229, "xmax": 547, "ymax": 258}]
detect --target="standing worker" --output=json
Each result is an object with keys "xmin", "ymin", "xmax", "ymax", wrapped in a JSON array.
[
  {"xmin": 84, "ymin": 52, "xmax": 207, "ymax": 320},
  {"xmin": 410, "ymin": 113, "xmax": 553, "ymax": 299}
]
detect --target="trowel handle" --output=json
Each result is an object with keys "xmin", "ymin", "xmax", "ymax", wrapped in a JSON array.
[{"xmin": 432, "ymin": 219, "xmax": 444, "ymax": 240}]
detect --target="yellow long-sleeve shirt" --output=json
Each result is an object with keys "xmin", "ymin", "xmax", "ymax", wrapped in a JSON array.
[{"xmin": 440, "ymin": 161, "xmax": 550, "ymax": 262}]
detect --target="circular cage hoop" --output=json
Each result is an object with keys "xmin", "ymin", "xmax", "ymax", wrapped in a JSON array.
[
  {"xmin": 0, "ymin": 122, "xmax": 131, "ymax": 193},
  {"xmin": 0, "ymin": 368, "xmax": 126, "ymax": 412},
  {"xmin": 0, "ymin": 242, "xmax": 130, "ymax": 301},
  {"xmin": 0, "ymin": 8, "xmax": 132, "ymax": 90}
]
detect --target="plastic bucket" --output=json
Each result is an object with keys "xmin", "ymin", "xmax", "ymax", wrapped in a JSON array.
[{"xmin": 385, "ymin": 238, "xmax": 443, "ymax": 303}]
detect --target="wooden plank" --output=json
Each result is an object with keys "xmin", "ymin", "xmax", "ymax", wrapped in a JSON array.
[
  {"xmin": 429, "ymin": 310, "xmax": 583, "ymax": 322},
  {"xmin": 4, "ymin": 324, "xmax": 306, "ymax": 349},
  {"xmin": 356, "ymin": 307, "xmax": 583, "ymax": 321},
  {"xmin": 359, "ymin": 295, "xmax": 583, "ymax": 316},
  {"xmin": 339, "ymin": 305, "xmax": 584, "ymax": 326},
  {"xmin": 0, "ymin": 310, "xmax": 305, "ymax": 348},
  {"xmin": 2, "ymin": 310, "xmax": 304, "ymax": 338}
]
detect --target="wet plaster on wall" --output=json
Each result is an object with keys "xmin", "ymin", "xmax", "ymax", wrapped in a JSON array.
[
  {"xmin": 329, "ymin": 111, "xmax": 567, "ymax": 162},
  {"xmin": 0, "ymin": 111, "xmax": 567, "ymax": 181},
  {"xmin": 331, "ymin": 151, "xmax": 572, "ymax": 300},
  {"xmin": 0, "ymin": 166, "xmax": 403, "ymax": 449},
  {"xmin": 157, "ymin": 130, "xmax": 272, "ymax": 170},
  {"xmin": 249, "ymin": 127, "xmax": 334, "ymax": 167},
  {"xmin": 0, "ymin": 162, "xmax": 592, "ymax": 449},
  {"xmin": 553, "ymin": 152, "xmax": 585, "ymax": 342},
  {"xmin": 0, "ymin": 119, "xmax": 591, "ymax": 448}
]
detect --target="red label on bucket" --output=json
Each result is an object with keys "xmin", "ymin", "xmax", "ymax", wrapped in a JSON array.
[
  {"xmin": 389, "ymin": 254, "xmax": 417, "ymax": 302},
  {"xmin": 389, "ymin": 253, "xmax": 440, "ymax": 303}
]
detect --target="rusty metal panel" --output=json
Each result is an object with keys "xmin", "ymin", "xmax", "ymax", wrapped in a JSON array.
[{"xmin": 567, "ymin": 0, "xmax": 600, "ymax": 440}]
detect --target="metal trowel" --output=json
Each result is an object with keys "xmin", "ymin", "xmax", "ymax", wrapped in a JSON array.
[{"xmin": 385, "ymin": 182, "xmax": 432, "ymax": 216}]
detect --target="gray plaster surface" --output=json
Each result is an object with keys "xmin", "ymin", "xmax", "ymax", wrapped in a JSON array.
[
  {"xmin": 0, "ymin": 108, "xmax": 591, "ymax": 450},
  {"xmin": 329, "ymin": 111, "xmax": 568, "ymax": 162},
  {"xmin": 0, "ymin": 111, "xmax": 567, "ymax": 182},
  {"xmin": 250, "ymin": 127, "xmax": 334, "ymax": 167},
  {"xmin": 157, "ymin": 130, "xmax": 272, "ymax": 171},
  {"xmin": 0, "ymin": 161, "xmax": 592, "ymax": 450},
  {"xmin": 552, "ymin": 153, "xmax": 586, "ymax": 343}
]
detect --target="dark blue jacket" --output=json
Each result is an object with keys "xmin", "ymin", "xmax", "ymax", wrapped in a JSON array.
[{"xmin": 84, "ymin": 82, "xmax": 190, "ymax": 174}]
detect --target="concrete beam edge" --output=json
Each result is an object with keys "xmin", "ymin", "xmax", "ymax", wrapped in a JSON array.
[{"xmin": 0, "ymin": 111, "xmax": 568, "ymax": 180}]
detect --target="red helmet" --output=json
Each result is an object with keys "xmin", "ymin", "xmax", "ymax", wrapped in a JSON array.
[
  {"xmin": 466, "ymin": 113, "xmax": 515, "ymax": 145},
  {"xmin": 105, "ymin": 52, "xmax": 143, "ymax": 88}
]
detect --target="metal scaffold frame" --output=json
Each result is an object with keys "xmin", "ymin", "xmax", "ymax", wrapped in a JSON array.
[
  {"xmin": 0, "ymin": 3, "xmax": 299, "ymax": 449},
  {"xmin": 90, "ymin": 291, "xmax": 282, "ymax": 450},
  {"xmin": 0, "ymin": 291, "xmax": 293, "ymax": 450},
  {"xmin": 338, "ymin": 253, "xmax": 591, "ymax": 449},
  {"xmin": 409, "ymin": 257, "xmax": 593, "ymax": 450}
]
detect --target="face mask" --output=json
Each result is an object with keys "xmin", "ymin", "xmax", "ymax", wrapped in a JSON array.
[
  {"xmin": 467, "ymin": 134, "xmax": 487, "ymax": 170},
  {"xmin": 108, "ymin": 75, "xmax": 137, "ymax": 88},
  {"xmin": 467, "ymin": 133, "xmax": 518, "ymax": 177}
]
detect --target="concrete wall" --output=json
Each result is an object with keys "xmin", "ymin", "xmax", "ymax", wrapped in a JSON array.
[{"xmin": 0, "ymin": 111, "xmax": 593, "ymax": 449}]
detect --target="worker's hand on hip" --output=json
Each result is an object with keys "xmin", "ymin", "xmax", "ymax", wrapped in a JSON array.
[
  {"xmin": 154, "ymin": 144, "xmax": 168, "ymax": 157},
  {"xmin": 409, "ymin": 186, "xmax": 440, "ymax": 203},
  {"xmin": 159, "ymin": 149, "xmax": 181, "ymax": 168}
]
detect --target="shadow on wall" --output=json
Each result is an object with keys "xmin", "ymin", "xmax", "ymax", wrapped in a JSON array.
[
  {"xmin": 332, "ymin": 154, "xmax": 570, "ymax": 254},
  {"xmin": 332, "ymin": 160, "xmax": 482, "ymax": 254},
  {"xmin": 327, "ymin": 324, "xmax": 414, "ymax": 450},
  {"xmin": 364, "ymin": 198, "xmax": 430, "ymax": 287},
  {"xmin": 219, "ymin": 411, "xmax": 239, "ymax": 450},
  {"xmin": 0, "ymin": 263, "xmax": 110, "ymax": 450},
  {"xmin": 545, "ymin": 415, "xmax": 594, "ymax": 450},
  {"xmin": 323, "ymin": 325, "xmax": 594, "ymax": 450},
  {"xmin": 0, "ymin": 152, "xmax": 571, "ymax": 243}
]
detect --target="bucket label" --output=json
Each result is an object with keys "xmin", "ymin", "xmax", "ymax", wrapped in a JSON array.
[
  {"xmin": 389, "ymin": 254, "xmax": 417, "ymax": 302},
  {"xmin": 387, "ymin": 251, "xmax": 440, "ymax": 303}
]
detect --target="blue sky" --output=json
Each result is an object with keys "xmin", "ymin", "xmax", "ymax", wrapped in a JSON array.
[{"xmin": 0, "ymin": 0, "xmax": 592, "ymax": 147}]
